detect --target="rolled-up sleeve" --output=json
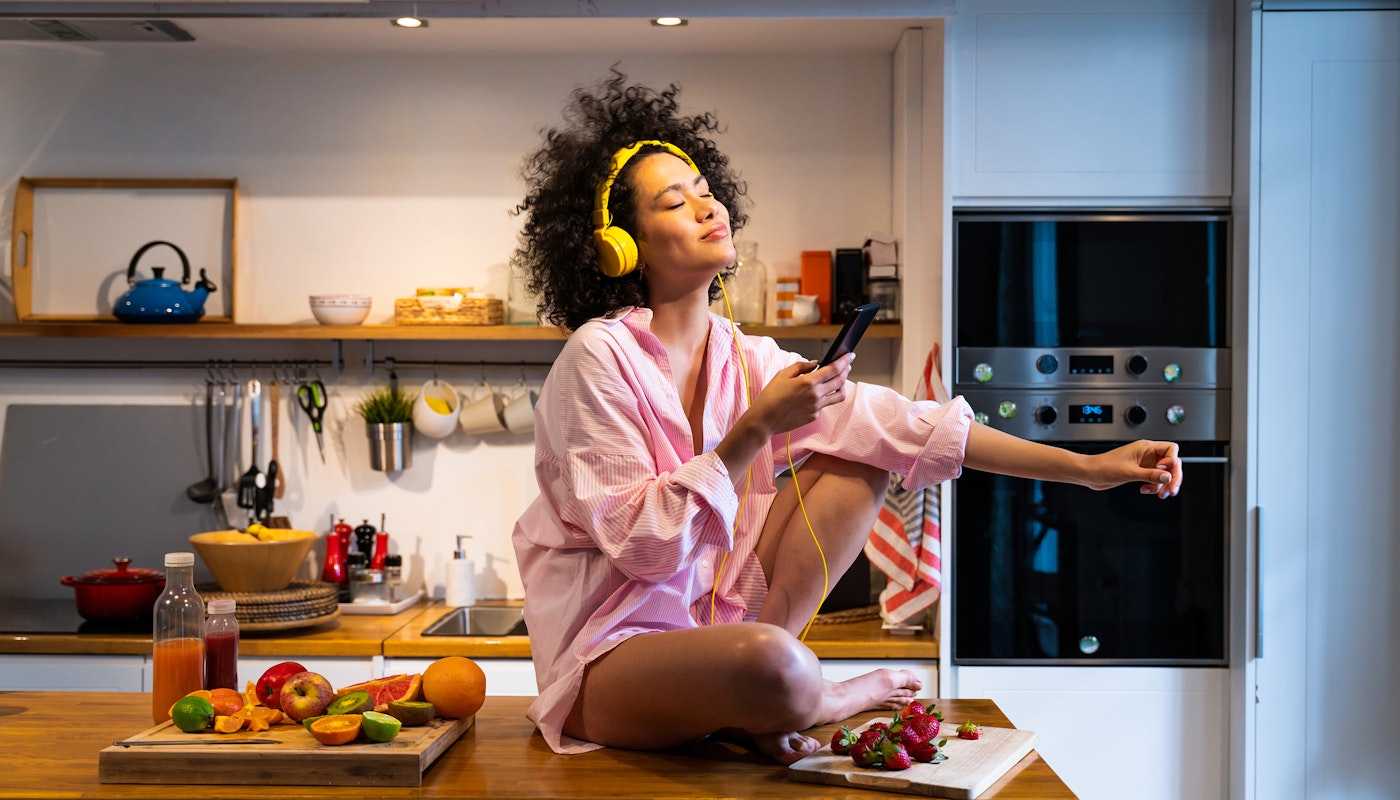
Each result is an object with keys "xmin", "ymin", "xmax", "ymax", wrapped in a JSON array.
[{"xmin": 546, "ymin": 335, "xmax": 738, "ymax": 584}]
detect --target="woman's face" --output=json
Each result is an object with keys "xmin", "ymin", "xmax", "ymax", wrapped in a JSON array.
[{"xmin": 627, "ymin": 152, "xmax": 735, "ymax": 293}]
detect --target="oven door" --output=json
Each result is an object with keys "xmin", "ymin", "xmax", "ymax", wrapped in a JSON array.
[
  {"xmin": 952, "ymin": 441, "xmax": 1227, "ymax": 665},
  {"xmin": 955, "ymin": 212, "xmax": 1229, "ymax": 348}
]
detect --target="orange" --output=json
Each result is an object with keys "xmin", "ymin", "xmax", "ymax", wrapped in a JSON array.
[
  {"xmin": 210, "ymin": 688, "xmax": 243, "ymax": 717},
  {"xmin": 242, "ymin": 681, "xmax": 260, "ymax": 709},
  {"xmin": 422, "ymin": 657, "xmax": 486, "ymax": 720},
  {"xmin": 310, "ymin": 714, "xmax": 362, "ymax": 746},
  {"xmin": 213, "ymin": 715, "xmax": 245, "ymax": 734}
]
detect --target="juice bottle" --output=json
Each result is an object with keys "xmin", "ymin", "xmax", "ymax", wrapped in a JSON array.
[
  {"xmin": 152, "ymin": 552, "xmax": 205, "ymax": 723},
  {"xmin": 203, "ymin": 599, "xmax": 239, "ymax": 691}
]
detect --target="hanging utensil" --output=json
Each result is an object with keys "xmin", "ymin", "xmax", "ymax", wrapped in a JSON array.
[
  {"xmin": 237, "ymin": 379, "xmax": 262, "ymax": 514},
  {"xmin": 218, "ymin": 377, "xmax": 243, "ymax": 528},
  {"xmin": 185, "ymin": 380, "xmax": 219, "ymax": 503},
  {"xmin": 296, "ymin": 379, "xmax": 328, "ymax": 464},
  {"xmin": 269, "ymin": 379, "xmax": 286, "ymax": 499}
]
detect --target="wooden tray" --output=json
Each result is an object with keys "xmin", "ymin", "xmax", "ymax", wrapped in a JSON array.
[
  {"xmin": 100, "ymin": 714, "xmax": 472, "ymax": 787},
  {"xmin": 788, "ymin": 718, "xmax": 1037, "ymax": 799}
]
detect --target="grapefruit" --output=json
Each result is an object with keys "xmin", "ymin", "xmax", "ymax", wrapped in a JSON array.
[
  {"xmin": 422, "ymin": 657, "xmax": 485, "ymax": 720},
  {"xmin": 334, "ymin": 673, "xmax": 420, "ymax": 712}
]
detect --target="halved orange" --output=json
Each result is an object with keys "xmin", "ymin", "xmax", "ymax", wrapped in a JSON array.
[
  {"xmin": 310, "ymin": 714, "xmax": 362, "ymax": 746},
  {"xmin": 213, "ymin": 715, "xmax": 245, "ymax": 734}
]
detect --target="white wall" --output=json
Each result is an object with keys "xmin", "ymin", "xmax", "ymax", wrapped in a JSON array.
[{"xmin": 0, "ymin": 40, "xmax": 899, "ymax": 598}]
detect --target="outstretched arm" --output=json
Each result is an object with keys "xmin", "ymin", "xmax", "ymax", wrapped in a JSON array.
[{"xmin": 963, "ymin": 422, "xmax": 1184, "ymax": 499}]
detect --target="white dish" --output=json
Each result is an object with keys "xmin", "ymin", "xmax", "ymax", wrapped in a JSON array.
[{"xmin": 309, "ymin": 294, "xmax": 372, "ymax": 325}]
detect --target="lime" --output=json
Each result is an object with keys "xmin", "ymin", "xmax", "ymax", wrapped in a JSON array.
[
  {"xmin": 360, "ymin": 710, "xmax": 402, "ymax": 743},
  {"xmin": 386, "ymin": 700, "xmax": 435, "ymax": 727},
  {"xmin": 327, "ymin": 690, "xmax": 372, "ymax": 716},
  {"xmin": 302, "ymin": 714, "xmax": 326, "ymax": 733},
  {"xmin": 171, "ymin": 695, "xmax": 215, "ymax": 733}
]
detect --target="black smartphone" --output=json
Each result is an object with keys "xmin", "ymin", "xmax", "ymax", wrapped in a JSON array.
[{"xmin": 819, "ymin": 303, "xmax": 880, "ymax": 367}]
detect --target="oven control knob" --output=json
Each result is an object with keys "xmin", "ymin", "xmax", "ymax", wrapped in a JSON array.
[
  {"xmin": 1127, "ymin": 405, "xmax": 1148, "ymax": 426},
  {"xmin": 1079, "ymin": 635, "xmax": 1101, "ymax": 655},
  {"xmin": 1035, "ymin": 354, "xmax": 1059, "ymax": 375},
  {"xmin": 1127, "ymin": 354, "xmax": 1149, "ymax": 375},
  {"xmin": 1166, "ymin": 405, "xmax": 1186, "ymax": 425},
  {"xmin": 974, "ymin": 411, "xmax": 990, "ymax": 426},
  {"xmin": 1163, "ymin": 362, "xmax": 1183, "ymax": 383},
  {"xmin": 1034, "ymin": 405, "xmax": 1057, "ymax": 425},
  {"xmin": 974, "ymin": 363, "xmax": 994, "ymax": 383},
  {"xmin": 997, "ymin": 401, "xmax": 1018, "ymax": 419}
]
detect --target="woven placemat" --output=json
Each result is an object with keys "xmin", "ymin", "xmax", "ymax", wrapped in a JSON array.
[
  {"xmin": 811, "ymin": 603, "xmax": 882, "ymax": 625},
  {"xmin": 199, "ymin": 581, "xmax": 340, "ymax": 624}
]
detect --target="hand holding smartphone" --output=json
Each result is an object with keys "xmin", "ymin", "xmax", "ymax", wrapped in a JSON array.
[{"xmin": 819, "ymin": 303, "xmax": 880, "ymax": 367}]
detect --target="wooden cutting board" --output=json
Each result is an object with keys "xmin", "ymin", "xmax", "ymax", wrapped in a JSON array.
[
  {"xmin": 789, "ymin": 719, "xmax": 1037, "ymax": 799},
  {"xmin": 100, "ymin": 714, "xmax": 472, "ymax": 787}
]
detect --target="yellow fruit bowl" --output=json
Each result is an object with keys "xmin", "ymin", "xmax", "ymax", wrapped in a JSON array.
[{"xmin": 190, "ymin": 527, "xmax": 317, "ymax": 593}]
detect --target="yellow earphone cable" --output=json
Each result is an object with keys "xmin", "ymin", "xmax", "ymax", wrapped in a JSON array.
[{"xmin": 711, "ymin": 274, "xmax": 829, "ymax": 642}]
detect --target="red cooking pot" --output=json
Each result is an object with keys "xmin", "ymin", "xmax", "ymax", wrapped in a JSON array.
[{"xmin": 59, "ymin": 557, "xmax": 165, "ymax": 623}]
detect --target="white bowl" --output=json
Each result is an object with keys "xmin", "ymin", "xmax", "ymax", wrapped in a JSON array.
[{"xmin": 309, "ymin": 294, "xmax": 372, "ymax": 326}]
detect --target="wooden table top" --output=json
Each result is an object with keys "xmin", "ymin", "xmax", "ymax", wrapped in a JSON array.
[
  {"xmin": 0, "ymin": 692, "xmax": 1073, "ymax": 799},
  {"xmin": 5, "ymin": 602, "xmax": 937, "ymax": 661}
]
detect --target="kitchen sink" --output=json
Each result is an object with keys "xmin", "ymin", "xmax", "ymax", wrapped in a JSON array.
[{"xmin": 421, "ymin": 605, "xmax": 527, "ymax": 637}]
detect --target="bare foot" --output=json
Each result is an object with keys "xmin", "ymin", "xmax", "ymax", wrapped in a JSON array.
[
  {"xmin": 749, "ymin": 730, "xmax": 822, "ymax": 765},
  {"xmin": 814, "ymin": 668, "xmax": 922, "ymax": 726}
]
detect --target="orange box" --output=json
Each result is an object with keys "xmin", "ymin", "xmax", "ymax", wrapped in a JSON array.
[{"xmin": 800, "ymin": 250, "xmax": 833, "ymax": 324}]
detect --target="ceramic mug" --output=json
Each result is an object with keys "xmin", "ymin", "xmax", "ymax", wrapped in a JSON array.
[
  {"xmin": 502, "ymin": 388, "xmax": 539, "ymax": 435},
  {"xmin": 411, "ymin": 378, "xmax": 460, "ymax": 440},
  {"xmin": 458, "ymin": 383, "xmax": 507, "ymax": 435}
]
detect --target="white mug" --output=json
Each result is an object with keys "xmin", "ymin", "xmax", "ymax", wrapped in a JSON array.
[
  {"xmin": 502, "ymin": 388, "xmax": 539, "ymax": 435},
  {"xmin": 411, "ymin": 378, "xmax": 460, "ymax": 440},
  {"xmin": 458, "ymin": 384, "xmax": 507, "ymax": 435}
]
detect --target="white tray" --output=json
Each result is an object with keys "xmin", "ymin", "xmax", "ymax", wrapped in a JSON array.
[{"xmin": 338, "ymin": 590, "xmax": 424, "ymax": 615}]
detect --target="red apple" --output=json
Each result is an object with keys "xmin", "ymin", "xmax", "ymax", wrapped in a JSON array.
[
  {"xmin": 279, "ymin": 671, "xmax": 334, "ymax": 722},
  {"xmin": 255, "ymin": 661, "xmax": 307, "ymax": 707}
]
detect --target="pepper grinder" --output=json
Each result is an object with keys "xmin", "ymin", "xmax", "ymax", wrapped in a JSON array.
[
  {"xmin": 445, "ymin": 535, "xmax": 474, "ymax": 608},
  {"xmin": 353, "ymin": 519, "xmax": 377, "ymax": 560}
]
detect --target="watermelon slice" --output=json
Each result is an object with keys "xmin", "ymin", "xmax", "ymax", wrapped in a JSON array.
[{"xmin": 334, "ymin": 673, "xmax": 421, "ymax": 712}]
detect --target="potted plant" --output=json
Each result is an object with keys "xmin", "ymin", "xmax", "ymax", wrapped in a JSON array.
[{"xmin": 355, "ymin": 386, "xmax": 416, "ymax": 471}]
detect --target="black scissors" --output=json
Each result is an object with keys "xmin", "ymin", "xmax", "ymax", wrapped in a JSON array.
[{"xmin": 296, "ymin": 379, "xmax": 328, "ymax": 464}]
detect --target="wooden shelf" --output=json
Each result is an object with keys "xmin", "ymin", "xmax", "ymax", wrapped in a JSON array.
[{"xmin": 0, "ymin": 322, "xmax": 902, "ymax": 342}]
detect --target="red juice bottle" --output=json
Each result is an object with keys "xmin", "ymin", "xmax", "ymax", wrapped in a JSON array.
[{"xmin": 203, "ymin": 598, "xmax": 240, "ymax": 690}]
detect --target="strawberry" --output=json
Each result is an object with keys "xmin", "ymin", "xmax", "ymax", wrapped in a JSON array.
[
  {"xmin": 957, "ymin": 721, "xmax": 982, "ymax": 740},
  {"xmin": 903, "ymin": 713, "xmax": 940, "ymax": 743},
  {"xmin": 851, "ymin": 739, "xmax": 883, "ymax": 768},
  {"xmin": 900, "ymin": 701, "xmax": 927, "ymax": 720},
  {"xmin": 880, "ymin": 739, "xmax": 912, "ymax": 771},
  {"xmin": 868, "ymin": 721, "xmax": 889, "ymax": 734},
  {"xmin": 907, "ymin": 737, "xmax": 938, "ymax": 763},
  {"xmin": 830, "ymin": 726, "xmax": 857, "ymax": 756},
  {"xmin": 858, "ymin": 726, "xmax": 885, "ymax": 747},
  {"xmin": 897, "ymin": 724, "xmax": 927, "ymax": 749}
]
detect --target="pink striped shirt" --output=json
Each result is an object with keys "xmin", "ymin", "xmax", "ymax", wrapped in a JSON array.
[{"xmin": 511, "ymin": 306, "xmax": 974, "ymax": 754}]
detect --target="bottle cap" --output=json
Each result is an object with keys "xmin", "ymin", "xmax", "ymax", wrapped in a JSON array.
[
  {"xmin": 164, "ymin": 552, "xmax": 195, "ymax": 567},
  {"xmin": 208, "ymin": 599, "xmax": 236, "ymax": 615}
]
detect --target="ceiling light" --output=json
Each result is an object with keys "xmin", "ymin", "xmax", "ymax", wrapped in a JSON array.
[
  {"xmin": 392, "ymin": 17, "xmax": 428, "ymax": 29},
  {"xmin": 652, "ymin": 17, "xmax": 688, "ymax": 27}
]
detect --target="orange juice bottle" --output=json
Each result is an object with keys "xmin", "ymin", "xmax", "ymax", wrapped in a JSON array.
[{"xmin": 151, "ymin": 552, "xmax": 205, "ymax": 723}]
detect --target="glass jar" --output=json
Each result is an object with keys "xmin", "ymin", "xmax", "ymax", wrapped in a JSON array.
[
  {"xmin": 731, "ymin": 240, "xmax": 769, "ymax": 325},
  {"xmin": 867, "ymin": 278, "xmax": 901, "ymax": 322},
  {"xmin": 204, "ymin": 599, "xmax": 239, "ymax": 691},
  {"xmin": 152, "ymin": 552, "xmax": 205, "ymax": 723}
]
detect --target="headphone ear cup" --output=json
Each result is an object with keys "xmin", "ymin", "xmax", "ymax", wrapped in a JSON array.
[{"xmin": 595, "ymin": 226, "xmax": 639, "ymax": 278}]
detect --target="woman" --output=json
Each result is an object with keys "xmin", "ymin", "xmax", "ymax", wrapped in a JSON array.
[{"xmin": 510, "ymin": 73, "xmax": 1183, "ymax": 763}]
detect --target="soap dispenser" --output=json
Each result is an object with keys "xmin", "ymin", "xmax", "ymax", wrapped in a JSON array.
[{"xmin": 446, "ymin": 535, "xmax": 475, "ymax": 608}]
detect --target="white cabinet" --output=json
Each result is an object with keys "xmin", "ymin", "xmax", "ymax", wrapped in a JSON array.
[
  {"xmin": 0, "ymin": 654, "xmax": 145, "ymax": 691},
  {"xmin": 237, "ymin": 656, "xmax": 377, "ymax": 691},
  {"xmin": 949, "ymin": 0, "xmax": 1233, "ymax": 201},
  {"xmin": 1254, "ymin": 11, "xmax": 1400, "ymax": 799},
  {"xmin": 958, "ymin": 667, "xmax": 1227, "ymax": 800}
]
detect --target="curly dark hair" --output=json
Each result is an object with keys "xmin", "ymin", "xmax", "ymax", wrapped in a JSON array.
[{"xmin": 512, "ymin": 69, "xmax": 749, "ymax": 331}]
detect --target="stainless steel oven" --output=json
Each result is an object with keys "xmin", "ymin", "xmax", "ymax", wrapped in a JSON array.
[{"xmin": 952, "ymin": 210, "xmax": 1229, "ymax": 666}]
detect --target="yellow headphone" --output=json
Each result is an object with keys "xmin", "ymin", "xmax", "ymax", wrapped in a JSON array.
[{"xmin": 593, "ymin": 140, "xmax": 699, "ymax": 278}]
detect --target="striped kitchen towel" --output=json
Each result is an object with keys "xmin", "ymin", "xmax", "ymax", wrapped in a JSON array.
[{"xmin": 863, "ymin": 344, "xmax": 946, "ymax": 626}]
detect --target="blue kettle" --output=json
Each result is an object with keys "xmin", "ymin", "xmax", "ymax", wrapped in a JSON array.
[{"xmin": 113, "ymin": 240, "xmax": 218, "ymax": 323}]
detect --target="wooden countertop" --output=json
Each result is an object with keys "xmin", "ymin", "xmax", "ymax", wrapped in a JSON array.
[
  {"xmin": 0, "ymin": 692, "xmax": 1071, "ymax": 798},
  {"xmin": 4, "ymin": 602, "xmax": 936, "ymax": 661}
]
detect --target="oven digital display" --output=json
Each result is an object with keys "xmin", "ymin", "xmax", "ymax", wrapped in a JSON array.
[
  {"xmin": 1070, "ymin": 404, "xmax": 1113, "ymax": 424},
  {"xmin": 1069, "ymin": 355, "xmax": 1114, "ymax": 375}
]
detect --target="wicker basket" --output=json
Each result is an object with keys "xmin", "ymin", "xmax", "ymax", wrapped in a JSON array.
[{"xmin": 395, "ymin": 296, "xmax": 504, "ymax": 326}]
